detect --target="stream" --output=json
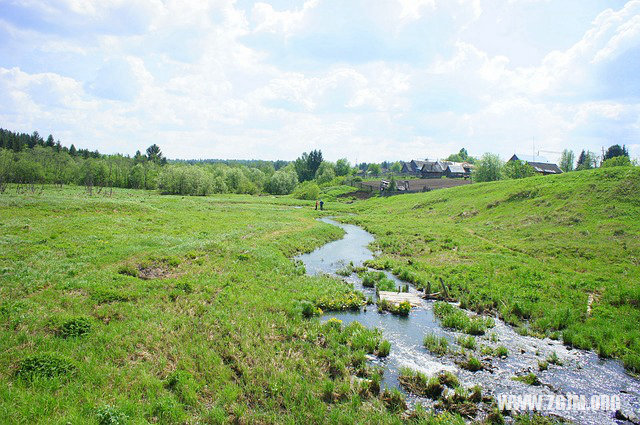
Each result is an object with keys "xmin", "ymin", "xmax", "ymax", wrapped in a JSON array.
[{"xmin": 296, "ymin": 218, "xmax": 640, "ymax": 424}]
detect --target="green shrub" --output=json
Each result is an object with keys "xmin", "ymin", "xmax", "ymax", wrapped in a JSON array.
[
  {"xmin": 601, "ymin": 156, "xmax": 632, "ymax": 168},
  {"xmin": 538, "ymin": 360, "xmax": 548, "ymax": 371},
  {"xmin": 57, "ymin": 317, "xmax": 92, "ymax": 338},
  {"xmin": 16, "ymin": 354, "xmax": 76, "ymax": 380},
  {"xmin": 293, "ymin": 181, "xmax": 320, "ymax": 200},
  {"xmin": 96, "ymin": 405, "xmax": 128, "ymax": 425}
]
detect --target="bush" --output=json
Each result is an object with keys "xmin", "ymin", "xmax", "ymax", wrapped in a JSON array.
[
  {"xmin": 601, "ymin": 156, "xmax": 632, "ymax": 168},
  {"xmin": 96, "ymin": 405, "xmax": 128, "ymax": 425},
  {"xmin": 16, "ymin": 354, "xmax": 76, "ymax": 380},
  {"xmin": 293, "ymin": 181, "xmax": 320, "ymax": 200},
  {"xmin": 57, "ymin": 317, "xmax": 92, "ymax": 338}
]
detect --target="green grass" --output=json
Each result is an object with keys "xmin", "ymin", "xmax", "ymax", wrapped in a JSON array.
[
  {"xmin": 0, "ymin": 186, "xmax": 408, "ymax": 423},
  {"xmin": 512, "ymin": 373, "xmax": 542, "ymax": 386},
  {"xmin": 423, "ymin": 333, "xmax": 449, "ymax": 356},
  {"xmin": 343, "ymin": 167, "xmax": 640, "ymax": 370}
]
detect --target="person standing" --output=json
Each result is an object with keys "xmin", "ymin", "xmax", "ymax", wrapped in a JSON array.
[
  {"xmin": 319, "ymin": 200, "xmax": 324, "ymax": 211},
  {"xmin": 315, "ymin": 200, "xmax": 318, "ymax": 210}
]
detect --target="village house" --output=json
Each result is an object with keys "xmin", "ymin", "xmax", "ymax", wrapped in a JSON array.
[
  {"xmin": 508, "ymin": 154, "xmax": 562, "ymax": 175},
  {"xmin": 420, "ymin": 161, "xmax": 445, "ymax": 178},
  {"xmin": 401, "ymin": 160, "xmax": 428, "ymax": 175}
]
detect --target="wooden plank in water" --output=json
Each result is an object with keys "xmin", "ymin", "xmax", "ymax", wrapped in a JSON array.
[{"xmin": 378, "ymin": 291, "xmax": 422, "ymax": 307}]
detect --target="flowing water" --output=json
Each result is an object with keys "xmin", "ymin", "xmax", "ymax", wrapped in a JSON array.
[{"xmin": 297, "ymin": 218, "xmax": 640, "ymax": 424}]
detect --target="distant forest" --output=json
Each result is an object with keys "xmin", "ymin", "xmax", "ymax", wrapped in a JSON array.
[
  {"xmin": 0, "ymin": 127, "xmax": 300, "ymax": 195},
  {"xmin": 0, "ymin": 128, "xmax": 352, "ymax": 197}
]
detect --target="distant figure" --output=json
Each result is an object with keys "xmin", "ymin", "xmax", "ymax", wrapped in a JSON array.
[
  {"xmin": 319, "ymin": 200, "xmax": 324, "ymax": 211},
  {"xmin": 315, "ymin": 200, "xmax": 318, "ymax": 210}
]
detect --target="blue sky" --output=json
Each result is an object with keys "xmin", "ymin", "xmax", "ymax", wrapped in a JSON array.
[{"xmin": 0, "ymin": 0, "xmax": 639, "ymax": 163}]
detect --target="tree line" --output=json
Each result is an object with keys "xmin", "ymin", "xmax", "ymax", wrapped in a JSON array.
[
  {"xmin": 0, "ymin": 127, "xmax": 360, "ymax": 197},
  {"xmin": 472, "ymin": 144, "xmax": 635, "ymax": 182}
]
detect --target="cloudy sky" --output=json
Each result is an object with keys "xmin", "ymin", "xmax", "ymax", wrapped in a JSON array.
[{"xmin": 1, "ymin": 0, "xmax": 639, "ymax": 163}]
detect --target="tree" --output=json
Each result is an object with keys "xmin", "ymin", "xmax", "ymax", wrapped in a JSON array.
[
  {"xmin": 604, "ymin": 144, "xmax": 629, "ymax": 160},
  {"xmin": 473, "ymin": 153, "xmax": 503, "ymax": 182},
  {"xmin": 266, "ymin": 167, "xmax": 298, "ymax": 195},
  {"xmin": 315, "ymin": 161, "xmax": 336, "ymax": 184},
  {"xmin": 367, "ymin": 163, "xmax": 381, "ymax": 176},
  {"xmin": 146, "ymin": 144, "xmax": 166, "ymax": 164},
  {"xmin": 293, "ymin": 150, "xmax": 324, "ymax": 182},
  {"xmin": 307, "ymin": 150, "xmax": 323, "ymax": 176},
  {"xmin": 576, "ymin": 150, "xmax": 597, "ymax": 170},
  {"xmin": 335, "ymin": 158, "xmax": 351, "ymax": 176},
  {"xmin": 69, "ymin": 144, "xmax": 77, "ymax": 156},
  {"xmin": 390, "ymin": 161, "xmax": 402, "ymax": 173},
  {"xmin": 559, "ymin": 149, "xmax": 575, "ymax": 172},
  {"xmin": 45, "ymin": 134, "xmax": 55, "ymax": 148},
  {"xmin": 503, "ymin": 160, "xmax": 535, "ymax": 179},
  {"xmin": 388, "ymin": 176, "xmax": 397, "ymax": 191},
  {"xmin": 446, "ymin": 148, "xmax": 475, "ymax": 164}
]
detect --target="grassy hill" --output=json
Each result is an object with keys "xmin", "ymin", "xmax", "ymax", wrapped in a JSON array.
[{"xmin": 345, "ymin": 167, "xmax": 640, "ymax": 372}]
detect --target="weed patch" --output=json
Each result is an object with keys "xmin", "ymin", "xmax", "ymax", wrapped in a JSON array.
[{"xmin": 15, "ymin": 354, "xmax": 76, "ymax": 380}]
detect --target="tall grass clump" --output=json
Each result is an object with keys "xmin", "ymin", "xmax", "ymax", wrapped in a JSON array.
[{"xmin": 423, "ymin": 333, "xmax": 449, "ymax": 356}]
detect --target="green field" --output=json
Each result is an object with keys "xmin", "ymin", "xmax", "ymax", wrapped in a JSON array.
[
  {"xmin": 342, "ymin": 167, "xmax": 640, "ymax": 370},
  {"xmin": 1, "ymin": 167, "xmax": 639, "ymax": 424}
]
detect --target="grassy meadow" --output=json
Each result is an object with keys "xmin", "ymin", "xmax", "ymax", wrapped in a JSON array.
[
  {"xmin": 0, "ymin": 187, "xmax": 429, "ymax": 424},
  {"xmin": 1, "ymin": 166, "xmax": 638, "ymax": 424},
  {"xmin": 343, "ymin": 167, "xmax": 640, "ymax": 371}
]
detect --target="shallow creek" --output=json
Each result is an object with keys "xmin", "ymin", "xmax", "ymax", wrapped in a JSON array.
[{"xmin": 296, "ymin": 218, "xmax": 640, "ymax": 424}]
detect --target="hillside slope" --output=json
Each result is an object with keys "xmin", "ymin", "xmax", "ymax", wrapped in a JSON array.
[{"xmin": 347, "ymin": 167, "xmax": 640, "ymax": 371}]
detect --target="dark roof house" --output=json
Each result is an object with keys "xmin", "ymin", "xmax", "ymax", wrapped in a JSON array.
[
  {"xmin": 509, "ymin": 154, "xmax": 562, "ymax": 175},
  {"xmin": 421, "ymin": 161, "xmax": 444, "ymax": 178}
]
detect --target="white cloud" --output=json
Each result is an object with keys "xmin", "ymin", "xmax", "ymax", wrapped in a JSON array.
[{"xmin": 0, "ymin": 0, "xmax": 638, "ymax": 162}]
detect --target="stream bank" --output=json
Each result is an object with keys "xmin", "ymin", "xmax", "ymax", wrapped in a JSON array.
[{"xmin": 297, "ymin": 218, "xmax": 640, "ymax": 425}]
